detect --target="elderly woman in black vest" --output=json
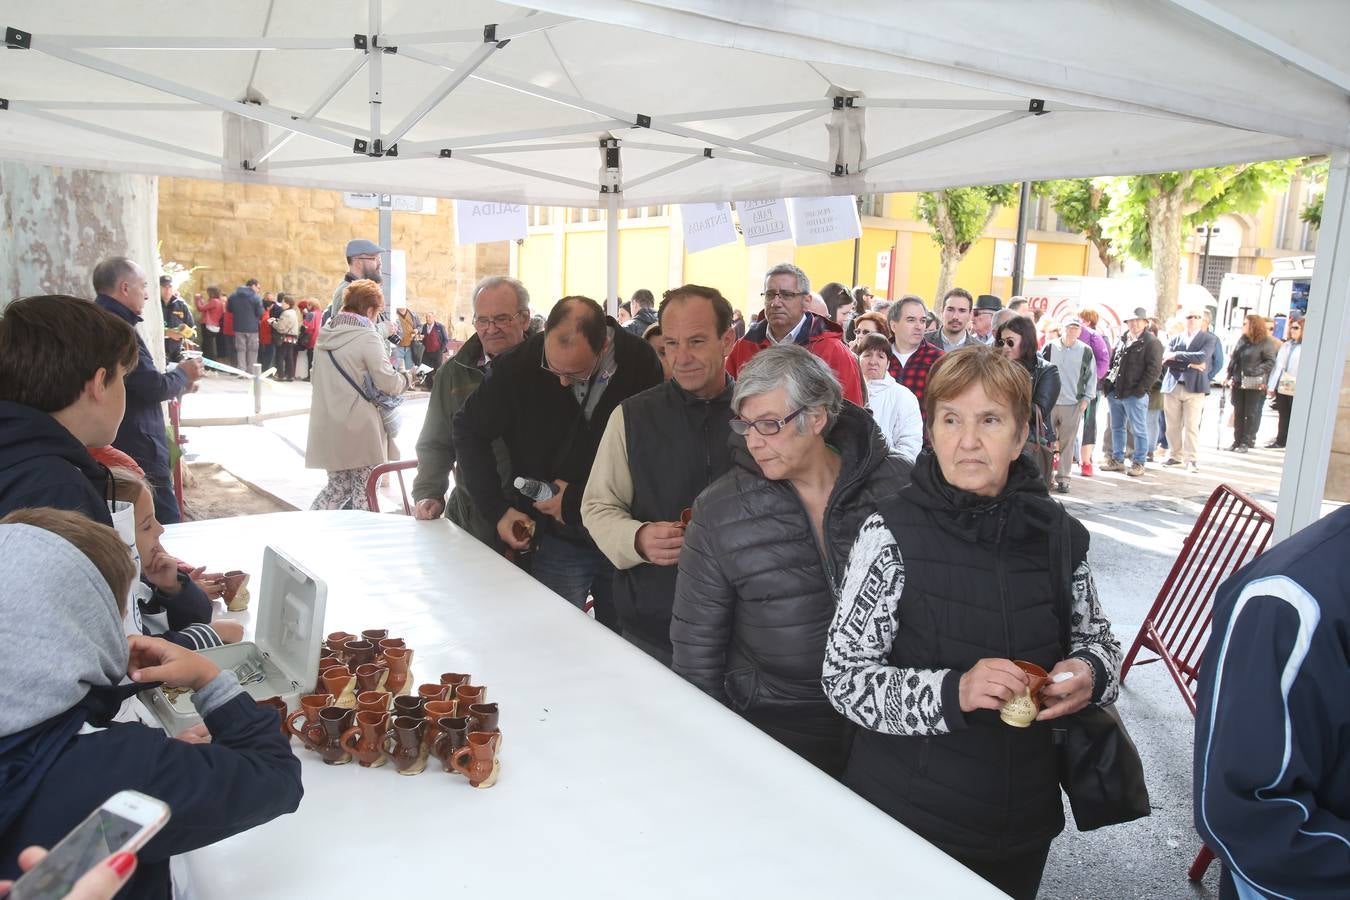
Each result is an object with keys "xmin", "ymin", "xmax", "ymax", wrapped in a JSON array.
[
  {"xmin": 672, "ymin": 344, "xmax": 910, "ymax": 775},
  {"xmin": 822, "ymin": 345, "xmax": 1122, "ymax": 899}
]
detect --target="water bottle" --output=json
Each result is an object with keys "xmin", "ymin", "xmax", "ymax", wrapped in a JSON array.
[{"xmin": 514, "ymin": 476, "xmax": 556, "ymax": 502}]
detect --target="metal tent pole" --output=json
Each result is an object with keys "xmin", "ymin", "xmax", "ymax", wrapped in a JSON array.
[{"xmin": 1012, "ymin": 180, "xmax": 1032, "ymax": 296}]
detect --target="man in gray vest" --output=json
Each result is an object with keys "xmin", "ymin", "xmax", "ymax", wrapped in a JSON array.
[{"xmin": 582, "ymin": 284, "xmax": 737, "ymax": 664}]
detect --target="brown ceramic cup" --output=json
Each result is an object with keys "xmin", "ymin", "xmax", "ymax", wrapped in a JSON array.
[
  {"xmin": 678, "ymin": 507, "xmax": 693, "ymax": 528},
  {"xmin": 340, "ymin": 709, "xmax": 389, "ymax": 768},
  {"xmin": 361, "ymin": 628, "xmax": 389, "ymax": 643},
  {"xmin": 320, "ymin": 666, "xmax": 354, "ymax": 698},
  {"xmin": 465, "ymin": 702, "xmax": 499, "ymax": 735},
  {"xmin": 287, "ymin": 693, "xmax": 334, "ymax": 749},
  {"xmin": 357, "ymin": 690, "xmax": 391, "ymax": 715},
  {"xmin": 999, "ymin": 660, "xmax": 1050, "ymax": 728},
  {"xmin": 431, "ymin": 715, "xmax": 471, "ymax": 773},
  {"xmin": 223, "ymin": 570, "xmax": 250, "ymax": 611},
  {"xmin": 304, "ymin": 706, "xmax": 355, "ymax": 765},
  {"xmin": 343, "ymin": 640, "xmax": 376, "ymax": 669},
  {"xmin": 439, "ymin": 672, "xmax": 470, "ymax": 693},
  {"xmin": 384, "ymin": 715, "xmax": 429, "ymax": 775},
  {"xmin": 256, "ymin": 696, "xmax": 289, "ymax": 737},
  {"xmin": 392, "ymin": 695, "xmax": 426, "ymax": 720},
  {"xmin": 355, "ymin": 663, "xmax": 389, "ymax": 694},
  {"xmin": 417, "ymin": 683, "xmax": 448, "ymax": 702},
  {"xmin": 382, "ymin": 647, "xmax": 412, "ymax": 696},
  {"xmin": 325, "ymin": 631, "xmax": 355, "ymax": 653},
  {"xmin": 378, "ymin": 637, "xmax": 405, "ymax": 654},
  {"xmin": 454, "ymin": 684, "xmax": 486, "ymax": 712},
  {"xmin": 423, "ymin": 700, "xmax": 456, "ymax": 746},
  {"xmin": 451, "ymin": 731, "xmax": 502, "ymax": 788}
]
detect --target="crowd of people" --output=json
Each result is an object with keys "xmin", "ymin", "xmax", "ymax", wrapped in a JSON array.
[{"xmin": 0, "ymin": 241, "xmax": 1336, "ymax": 899}]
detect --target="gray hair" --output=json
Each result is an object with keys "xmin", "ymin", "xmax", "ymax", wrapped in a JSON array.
[
  {"xmin": 732, "ymin": 345, "xmax": 842, "ymax": 432},
  {"xmin": 91, "ymin": 257, "xmax": 140, "ymax": 296},
  {"xmin": 886, "ymin": 293, "xmax": 926, "ymax": 323},
  {"xmin": 472, "ymin": 275, "xmax": 530, "ymax": 314},
  {"xmin": 763, "ymin": 262, "xmax": 809, "ymax": 296},
  {"xmin": 993, "ymin": 308, "xmax": 1018, "ymax": 329}
]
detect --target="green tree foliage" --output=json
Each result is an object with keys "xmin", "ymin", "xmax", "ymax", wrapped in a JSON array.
[
  {"xmin": 1039, "ymin": 179, "xmax": 1119, "ymax": 274},
  {"xmin": 1300, "ymin": 158, "xmax": 1328, "ymax": 228},
  {"xmin": 1097, "ymin": 160, "xmax": 1299, "ymax": 319},
  {"xmin": 915, "ymin": 184, "xmax": 1018, "ymax": 302}
]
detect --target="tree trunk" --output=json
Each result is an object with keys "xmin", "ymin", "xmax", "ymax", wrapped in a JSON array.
[
  {"xmin": 935, "ymin": 244, "xmax": 960, "ymax": 303},
  {"xmin": 1147, "ymin": 184, "xmax": 1184, "ymax": 320},
  {"xmin": 932, "ymin": 191, "xmax": 961, "ymax": 303}
]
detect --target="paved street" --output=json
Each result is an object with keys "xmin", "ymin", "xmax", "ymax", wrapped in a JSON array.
[{"xmin": 179, "ymin": 371, "xmax": 1337, "ymax": 899}]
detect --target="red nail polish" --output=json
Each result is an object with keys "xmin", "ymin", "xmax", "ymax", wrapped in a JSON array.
[{"xmin": 107, "ymin": 851, "xmax": 137, "ymax": 878}]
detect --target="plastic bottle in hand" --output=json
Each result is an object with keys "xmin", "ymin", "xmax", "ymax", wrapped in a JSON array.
[{"xmin": 514, "ymin": 477, "xmax": 556, "ymax": 502}]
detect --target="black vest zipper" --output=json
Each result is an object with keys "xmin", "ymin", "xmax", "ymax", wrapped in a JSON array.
[{"xmin": 996, "ymin": 506, "xmax": 1013, "ymax": 659}]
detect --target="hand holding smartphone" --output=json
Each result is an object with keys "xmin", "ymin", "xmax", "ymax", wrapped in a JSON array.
[{"xmin": 4, "ymin": 791, "xmax": 170, "ymax": 900}]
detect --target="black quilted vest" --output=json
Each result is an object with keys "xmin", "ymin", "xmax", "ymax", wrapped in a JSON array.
[
  {"xmin": 843, "ymin": 452, "xmax": 1080, "ymax": 861},
  {"xmin": 615, "ymin": 379, "xmax": 735, "ymax": 659}
]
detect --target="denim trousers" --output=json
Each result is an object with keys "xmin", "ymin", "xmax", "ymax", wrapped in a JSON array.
[
  {"xmin": 1108, "ymin": 393, "xmax": 1149, "ymax": 464},
  {"xmin": 531, "ymin": 534, "xmax": 619, "ymax": 631}
]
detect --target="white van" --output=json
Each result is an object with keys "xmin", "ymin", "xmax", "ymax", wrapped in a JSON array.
[
  {"xmin": 1217, "ymin": 255, "xmax": 1312, "ymax": 346},
  {"xmin": 1021, "ymin": 275, "xmax": 1217, "ymax": 345}
]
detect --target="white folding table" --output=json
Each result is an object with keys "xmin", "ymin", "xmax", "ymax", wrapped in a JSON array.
[{"xmin": 165, "ymin": 510, "xmax": 999, "ymax": 899}]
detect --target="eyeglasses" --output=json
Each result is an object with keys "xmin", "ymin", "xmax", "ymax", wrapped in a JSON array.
[
  {"xmin": 761, "ymin": 290, "xmax": 804, "ymax": 301},
  {"xmin": 1185, "ymin": 315, "xmax": 1201, "ymax": 320},
  {"xmin": 997, "ymin": 337, "xmax": 1017, "ymax": 348},
  {"xmin": 541, "ymin": 351, "xmax": 602, "ymax": 386},
  {"xmin": 729, "ymin": 407, "xmax": 806, "ymax": 436},
  {"xmin": 474, "ymin": 313, "xmax": 520, "ymax": 329}
]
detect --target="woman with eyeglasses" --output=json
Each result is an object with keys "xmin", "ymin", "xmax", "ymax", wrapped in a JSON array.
[
  {"xmin": 1225, "ymin": 314, "xmax": 1278, "ymax": 453},
  {"xmin": 995, "ymin": 316, "xmax": 1060, "ymax": 488},
  {"xmin": 1265, "ymin": 317, "xmax": 1303, "ymax": 449},
  {"xmin": 670, "ymin": 345, "xmax": 910, "ymax": 775}
]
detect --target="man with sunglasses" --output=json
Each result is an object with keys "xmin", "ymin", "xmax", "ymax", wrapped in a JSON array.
[
  {"xmin": 726, "ymin": 263, "xmax": 864, "ymax": 405},
  {"xmin": 453, "ymin": 295, "xmax": 663, "ymax": 629},
  {"xmin": 583, "ymin": 285, "xmax": 738, "ymax": 664},
  {"xmin": 413, "ymin": 277, "xmax": 532, "ymax": 545},
  {"xmin": 1160, "ymin": 305, "xmax": 1221, "ymax": 473}
]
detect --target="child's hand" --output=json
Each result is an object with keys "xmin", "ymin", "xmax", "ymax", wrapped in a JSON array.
[
  {"xmin": 188, "ymin": 567, "xmax": 227, "ymax": 600},
  {"xmin": 143, "ymin": 547, "xmax": 182, "ymax": 594},
  {"xmin": 212, "ymin": 620, "xmax": 245, "ymax": 644},
  {"xmin": 127, "ymin": 635, "xmax": 221, "ymax": 690}
]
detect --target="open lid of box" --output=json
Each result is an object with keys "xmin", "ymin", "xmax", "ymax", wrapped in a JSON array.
[{"xmin": 256, "ymin": 545, "xmax": 326, "ymax": 691}]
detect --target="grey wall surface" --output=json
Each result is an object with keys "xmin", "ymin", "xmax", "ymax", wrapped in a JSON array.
[{"xmin": 0, "ymin": 161, "xmax": 163, "ymax": 361}]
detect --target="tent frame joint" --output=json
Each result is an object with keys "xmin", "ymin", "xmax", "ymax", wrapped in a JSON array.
[
  {"xmin": 635, "ymin": 114, "xmax": 651, "ymax": 128},
  {"xmin": 4, "ymin": 26, "xmax": 31, "ymax": 49},
  {"xmin": 483, "ymin": 24, "xmax": 497, "ymax": 43},
  {"xmin": 0, "ymin": 98, "xmax": 8, "ymax": 111},
  {"xmin": 352, "ymin": 33, "xmax": 368, "ymax": 51},
  {"xmin": 703, "ymin": 147, "xmax": 713, "ymax": 158},
  {"xmin": 438, "ymin": 148, "xmax": 452, "ymax": 158},
  {"xmin": 832, "ymin": 95, "xmax": 855, "ymax": 110},
  {"xmin": 1029, "ymin": 98, "xmax": 1046, "ymax": 115}
]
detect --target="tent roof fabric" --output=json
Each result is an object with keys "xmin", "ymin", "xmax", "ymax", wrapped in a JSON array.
[{"xmin": 0, "ymin": 1, "xmax": 1346, "ymax": 207}]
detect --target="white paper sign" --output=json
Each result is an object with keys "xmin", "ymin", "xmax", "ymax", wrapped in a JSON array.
[
  {"xmin": 388, "ymin": 250, "xmax": 407, "ymax": 309},
  {"xmin": 738, "ymin": 199, "xmax": 793, "ymax": 247},
  {"xmin": 993, "ymin": 239, "xmax": 1037, "ymax": 277},
  {"xmin": 876, "ymin": 251, "xmax": 892, "ymax": 296},
  {"xmin": 787, "ymin": 196, "xmax": 862, "ymax": 246},
  {"xmin": 344, "ymin": 192, "xmax": 436, "ymax": 213},
  {"xmin": 679, "ymin": 202, "xmax": 737, "ymax": 253},
  {"xmin": 454, "ymin": 200, "xmax": 528, "ymax": 244}
]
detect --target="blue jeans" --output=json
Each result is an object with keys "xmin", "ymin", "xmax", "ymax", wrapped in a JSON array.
[
  {"xmin": 531, "ymin": 534, "xmax": 618, "ymax": 631},
  {"xmin": 394, "ymin": 345, "xmax": 414, "ymax": 370},
  {"xmin": 1108, "ymin": 394, "xmax": 1149, "ymax": 464},
  {"xmin": 1147, "ymin": 408, "xmax": 1165, "ymax": 453}
]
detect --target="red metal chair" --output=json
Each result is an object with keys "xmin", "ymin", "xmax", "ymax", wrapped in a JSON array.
[
  {"xmin": 1119, "ymin": 483, "xmax": 1275, "ymax": 882},
  {"xmin": 363, "ymin": 459, "xmax": 419, "ymax": 514}
]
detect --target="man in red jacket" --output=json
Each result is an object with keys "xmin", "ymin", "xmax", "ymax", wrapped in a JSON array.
[{"xmin": 726, "ymin": 263, "xmax": 863, "ymax": 404}]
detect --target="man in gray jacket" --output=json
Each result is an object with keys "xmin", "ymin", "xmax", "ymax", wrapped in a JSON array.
[{"xmin": 1042, "ymin": 319, "xmax": 1096, "ymax": 494}]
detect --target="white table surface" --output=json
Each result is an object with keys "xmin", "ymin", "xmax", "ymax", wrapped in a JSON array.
[{"xmin": 165, "ymin": 510, "xmax": 999, "ymax": 899}]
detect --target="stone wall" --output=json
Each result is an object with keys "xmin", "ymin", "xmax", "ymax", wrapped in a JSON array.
[{"xmin": 157, "ymin": 177, "xmax": 509, "ymax": 323}]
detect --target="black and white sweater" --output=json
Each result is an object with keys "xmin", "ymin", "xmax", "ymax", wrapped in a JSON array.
[{"xmin": 822, "ymin": 512, "xmax": 1121, "ymax": 737}]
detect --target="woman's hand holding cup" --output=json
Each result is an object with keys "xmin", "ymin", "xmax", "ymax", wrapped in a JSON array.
[{"xmin": 958, "ymin": 658, "xmax": 1029, "ymax": 713}]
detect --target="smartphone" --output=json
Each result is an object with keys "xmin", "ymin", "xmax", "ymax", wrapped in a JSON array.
[{"xmin": 8, "ymin": 791, "xmax": 170, "ymax": 900}]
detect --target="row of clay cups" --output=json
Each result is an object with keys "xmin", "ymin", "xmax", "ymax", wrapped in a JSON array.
[
  {"xmin": 288, "ymin": 697, "xmax": 501, "ymax": 785},
  {"xmin": 324, "ymin": 630, "xmax": 410, "ymax": 670},
  {"xmin": 317, "ymin": 649, "xmax": 413, "ymax": 700}
]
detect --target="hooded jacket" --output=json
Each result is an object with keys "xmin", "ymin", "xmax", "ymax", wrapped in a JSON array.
[
  {"xmin": 0, "ymin": 402, "xmax": 112, "ymax": 526},
  {"xmin": 305, "ymin": 315, "xmax": 409, "ymax": 472},
  {"xmin": 0, "ymin": 524, "xmax": 302, "ymax": 899},
  {"xmin": 726, "ymin": 312, "xmax": 865, "ymax": 405},
  {"xmin": 670, "ymin": 403, "xmax": 911, "ymax": 774}
]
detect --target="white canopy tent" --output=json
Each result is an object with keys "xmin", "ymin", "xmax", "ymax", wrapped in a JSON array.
[{"xmin": 1, "ymin": 0, "xmax": 1347, "ymax": 537}]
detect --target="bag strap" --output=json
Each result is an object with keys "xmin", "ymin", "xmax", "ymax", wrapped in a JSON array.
[
  {"xmin": 323, "ymin": 349, "xmax": 376, "ymax": 405},
  {"xmin": 1047, "ymin": 500, "xmax": 1074, "ymax": 656}
]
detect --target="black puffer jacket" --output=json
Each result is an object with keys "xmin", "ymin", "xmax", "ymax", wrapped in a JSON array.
[
  {"xmin": 670, "ymin": 403, "xmax": 911, "ymax": 774},
  {"xmin": 1227, "ymin": 335, "xmax": 1277, "ymax": 383},
  {"xmin": 1028, "ymin": 356, "xmax": 1060, "ymax": 445}
]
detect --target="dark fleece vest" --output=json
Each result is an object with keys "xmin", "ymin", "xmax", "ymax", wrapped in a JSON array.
[
  {"xmin": 614, "ymin": 378, "xmax": 735, "ymax": 659},
  {"xmin": 844, "ymin": 453, "xmax": 1081, "ymax": 860}
]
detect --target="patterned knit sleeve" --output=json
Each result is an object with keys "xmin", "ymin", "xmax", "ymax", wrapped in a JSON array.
[
  {"xmin": 822, "ymin": 513, "xmax": 957, "ymax": 736},
  {"xmin": 1067, "ymin": 560, "xmax": 1121, "ymax": 705}
]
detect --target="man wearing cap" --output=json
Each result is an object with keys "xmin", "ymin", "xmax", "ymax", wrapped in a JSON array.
[
  {"xmin": 159, "ymin": 275, "xmax": 195, "ymax": 363},
  {"xmin": 1160, "ymin": 305, "xmax": 1221, "ymax": 473},
  {"xmin": 329, "ymin": 239, "xmax": 385, "ymax": 322},
  {"xmin": 970, "ymin": 294, "xmax": 1001, "ymax": 346},
  {"xmin": 1100, "ymin": 308, "xmax": 1164, "ymax": 477},
  {"xmin": 1041, "ymin": 318, "xmax": 1097, "ymax": 493}
]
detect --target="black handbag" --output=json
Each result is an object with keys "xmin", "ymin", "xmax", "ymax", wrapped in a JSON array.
[{"xmin": 1049, "ymin": 509, "xmax": 1152, "ymax": 831}]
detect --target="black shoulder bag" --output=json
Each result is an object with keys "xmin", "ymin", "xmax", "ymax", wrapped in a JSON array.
[{"xmin": 1049, "ymin": 507, "xmax": 1151, "ymax": 831}]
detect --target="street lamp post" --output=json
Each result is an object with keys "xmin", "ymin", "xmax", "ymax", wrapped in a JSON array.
[{"xmin": 1196, "ymin": 224, "xmax": 1220, "ymax": 286}]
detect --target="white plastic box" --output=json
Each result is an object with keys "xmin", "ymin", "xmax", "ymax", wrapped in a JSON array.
[{"xmin": 144, "ymin": 546, "xmax": 327, "ymax": 733}]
